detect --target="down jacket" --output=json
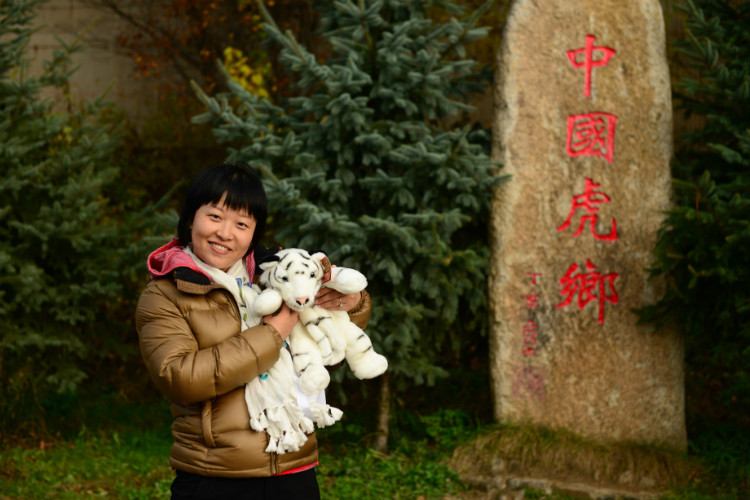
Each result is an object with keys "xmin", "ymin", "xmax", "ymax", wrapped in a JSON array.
[{"xmin": 135, "ymin": 239, "xmax": 372, "ymax": 477}]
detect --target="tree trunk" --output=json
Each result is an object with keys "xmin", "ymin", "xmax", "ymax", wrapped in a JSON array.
[{"xmin": 373, "ymin": 371, "xmax": 390, "ymax": 453}]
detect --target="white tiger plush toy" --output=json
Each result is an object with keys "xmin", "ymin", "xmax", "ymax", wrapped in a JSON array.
[{"xmin": 254, "ymin": 248, "xmax": 388, "ymax": 398}]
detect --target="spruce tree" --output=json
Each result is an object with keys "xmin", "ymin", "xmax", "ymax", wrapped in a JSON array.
[
  {"xmin": 194, "ymin": 0, "xmax": 504, "ymax": 447},
  {"xmin": 0, "ymin": 0, "xmax": 172, "ymax": 431},
  {"xmin": 639, "ymin": 0, "xmax": 750, "ymax": 422}
]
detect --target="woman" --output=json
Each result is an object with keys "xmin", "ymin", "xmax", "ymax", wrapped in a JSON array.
[{"xmin": 135, "ymin": 163, "xmax": 372, "ymax": 499}]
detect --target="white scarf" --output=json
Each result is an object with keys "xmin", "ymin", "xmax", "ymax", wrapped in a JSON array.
[{"xmin": 183, "ymin": 247, "xmax": 314, "ymax": 454}]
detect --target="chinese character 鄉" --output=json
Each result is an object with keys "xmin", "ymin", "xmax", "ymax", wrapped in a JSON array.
[{"xmin": 555, "ymin": 259, "xmax": 619, "ymax": 324}]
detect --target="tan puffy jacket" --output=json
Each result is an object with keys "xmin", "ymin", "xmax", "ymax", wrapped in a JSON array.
[{"xmin": 135, "ymin": 269, "xmax": 372, "ymax": 477}]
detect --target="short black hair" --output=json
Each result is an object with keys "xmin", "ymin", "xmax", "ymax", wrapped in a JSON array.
[{"xmin": 177, "ymin": 163, "xmax": 267, "ymax": 256}]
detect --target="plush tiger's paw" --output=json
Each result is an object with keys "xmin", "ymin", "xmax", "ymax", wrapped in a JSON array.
[
  {"xmin": 327, "ymin": 267, "xmax": 367, "ymax": 294},
  {"xmin": 299, "ymin": 364, "xmax": 330, "ymax": 394},
  {"xmin": 349, "ymin": 352, "xmax": 388, "ymax": 380},
  {"xmin": 254, "ymin": 289, "xmax": 283, "ymax": 317}
]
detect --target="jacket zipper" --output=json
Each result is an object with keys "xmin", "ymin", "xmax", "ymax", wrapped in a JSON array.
[{"xmin": 217, "ymin": 288, "xmax": 242, "ymax": 324}]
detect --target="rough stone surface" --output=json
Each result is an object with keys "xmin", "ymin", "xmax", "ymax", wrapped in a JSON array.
[
  {"xmin": 459, "ymin": 473, "xmax": 667, "ymax": 500},
  {"xmin": 488, "ymin": 0, "xmax": 686, "ymax": 450}
]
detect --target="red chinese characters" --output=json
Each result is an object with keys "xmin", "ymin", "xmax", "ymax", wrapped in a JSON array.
[
  {"xmin": 566, "ymin": 34, "xmax": 616, "ymax": 98},
  {"xmin": 557, "ymin": 177, "xmax": 618, "ymax": 241},
  {"xmin": 526, "ymin": 272, "xmax": 542, "ymax": 286},
  {"xmin": 525, "ymin": 272, "xmax": 542, "ymax": 310},
  {"xmin": 511, "ymin": 365, "xmax": 546, "ymax": 401},
  {"xmin": 522, "ymin": 320, "xmax": 538, "ymax": 356},
  {"xmin": 554, "ymin": 34, "xmax": 622, "ymax": 326},
  {"xmin": 524, "ymin": 293, "xmax": 541, "ymax": 309},
  {"xmin": 555, "ymin": 259, "xmax": 619, "ymax": 325},
  {"xmin": 566, "ymin": 112, "xmax": 617, "ymax": 163},
  {"xmin": 566, "ymin": 34, "xmax": 618, "ymax": 163},
  {"xmin": 522, "ymin": 272, "xmax": 543, "ymax": 357}
]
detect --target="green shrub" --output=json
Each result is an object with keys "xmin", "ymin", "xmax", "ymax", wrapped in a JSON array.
[
  {"xmin": 0, "ymin": 0, "xmax": 174, "ymax": 434},
  {"xmin": 639, "ymin": 0, "xmax": 750, "ymax": 423},
  {"xmin": 193, "ymin": 0, "xmax": 504, "ymax": 394}
]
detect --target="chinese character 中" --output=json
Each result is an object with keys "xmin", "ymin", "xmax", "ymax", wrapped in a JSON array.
[
  {"xmin": 555, "ymin": 259, "xmax": 619, "ymax": 325},
  {"xmin": 566, "ymin": 34, "xmax": 616, "ymax": 98},
  {"xmin": 567, "ymin": 112, "xmax": 617, "ymax": 163},
  {"xmin": 557, "ymin": 177, "xmax": 618, "ymax": 241}
]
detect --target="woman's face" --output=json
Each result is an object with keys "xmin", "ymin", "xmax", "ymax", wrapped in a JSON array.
[{"xmin": 190, "ymin": 195, "xmax": 256, "ymax": 272}]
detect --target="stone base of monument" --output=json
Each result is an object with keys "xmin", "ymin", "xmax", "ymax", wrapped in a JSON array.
[
  {"xmin": 448, "ymin": 426, "xmax": 695, "ymax": 500},
  {"xmin": 458, "ymin": 470, "xmax": 664, "ymax": 500}
]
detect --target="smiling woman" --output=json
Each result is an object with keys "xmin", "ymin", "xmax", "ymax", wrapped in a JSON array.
[
  {"xmin": 176, "ymin": 164, "xmax": 267, "ymax": 265},
  {"xmin": 134, "ymin": 163, "xmax": 373, "ymax": 499},
  {"xmin": 190, "ymin": 199, "xmax": 257, "ymax": 272}
]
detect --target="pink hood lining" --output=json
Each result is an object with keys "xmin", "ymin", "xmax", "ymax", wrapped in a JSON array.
[{"xmin": 147, "ymin": 237, "xmax": 256, "ymax": 283}]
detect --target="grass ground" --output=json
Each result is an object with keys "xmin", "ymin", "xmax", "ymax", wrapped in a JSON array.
[
  {"xmin": 0, "ymin": 400, "xmax": 478, "ymax": 500},
  {"xmin": 0, "ymin": 418, "xmax": 173, "ymax": 499},
  {"xmin": 0, "ymin": 378, "xmax": 748, "ymax": 499}
]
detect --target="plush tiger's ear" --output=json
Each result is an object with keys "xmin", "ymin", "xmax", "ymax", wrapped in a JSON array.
[
  {"xmin": 308, "ymin": 251, "xmax": 327, "ymax": 263},
  {"xmin": 254, "ymin": 244, "xmax": 281, "ymax": 263},
  {"xmin": 258, "ymin": 253, "xmax": 281, "ymax": 264},
  {"xmin": 309, "ymin": 250, "xmax": 331, "ymax": 283},
  {"xmin": 259, "ymin": 255, "xmax": 280, "ymax": 264}
]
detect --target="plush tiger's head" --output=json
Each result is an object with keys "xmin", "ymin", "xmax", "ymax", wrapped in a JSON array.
[{"xmin": 258, "ymin": 248, "xmax": 327, "ymax": 312}]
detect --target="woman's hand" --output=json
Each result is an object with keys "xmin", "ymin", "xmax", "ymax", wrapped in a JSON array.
[
  {"xmin": 315, "ymin": 287, "xmax": 361, "ymax": 312},
  {"xmin": 263, "ymin": 304, "xmax": 298, "ymax": 341}
]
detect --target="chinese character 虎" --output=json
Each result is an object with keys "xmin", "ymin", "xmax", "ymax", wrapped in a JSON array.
[
  {"xmin": 566, "ymin": 34, "xmax": 616, "ymax": 98},
  {"xmin": 567, "ymin": 112, "xmax": 617, "ymax": 163},
  {"xmin": 555, "ymin": 259, "xmax": 619, "ymax": 324},
  {"xmin": 557, "ymin": 177, "xmax": 618, "ymax": 241}
]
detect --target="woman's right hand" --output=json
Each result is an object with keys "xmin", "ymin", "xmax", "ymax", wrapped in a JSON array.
[{"xmin": 263, "ymin": 303, "xmax": 298, "ymax": 341}]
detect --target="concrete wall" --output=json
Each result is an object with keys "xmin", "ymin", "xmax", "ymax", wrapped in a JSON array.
[{"xmin": 29, "ymin": 0, "xmax": 158, "ymax": 120}]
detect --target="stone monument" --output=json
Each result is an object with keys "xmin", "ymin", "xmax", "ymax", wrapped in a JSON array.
[{"xmin": 488, "ymin": 0, "xmax": 686, "ymax": 450}]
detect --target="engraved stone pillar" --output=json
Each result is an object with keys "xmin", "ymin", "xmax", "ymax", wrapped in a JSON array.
[{"xmin": 488, "ymin": 0, "xmax": 686, "ymax": 450}]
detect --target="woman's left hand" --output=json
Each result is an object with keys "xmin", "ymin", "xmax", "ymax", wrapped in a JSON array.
[{"xmin": 315, "ymin": 287, "xmax": 361, "ymax": 312}]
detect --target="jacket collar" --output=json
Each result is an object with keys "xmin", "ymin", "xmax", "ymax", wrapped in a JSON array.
[{"xmin": 147, "ymin": 237, "xmax": 256, "ymax": 285}]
